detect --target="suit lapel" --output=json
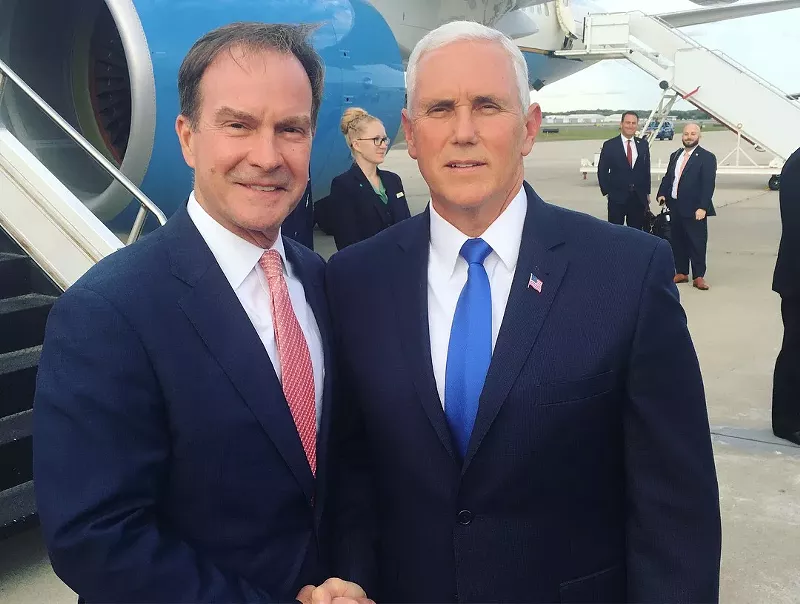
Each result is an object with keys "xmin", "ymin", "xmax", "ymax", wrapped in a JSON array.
[
  {"xmin": 169, "ymin": 208, "xmax": 315, "ymax": 502},
  {"xmin": 463, "ymin": 183, "xmax": 569, "ymax": 473},
  {"xmin": 392, "ymin": 211, "xmax": 457, "ymax": 460},
  {"xmin": 351, "ymin": 164, "xmax": 392, "ymax": 228}
]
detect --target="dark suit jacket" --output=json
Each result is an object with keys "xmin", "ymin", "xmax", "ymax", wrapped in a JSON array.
[
  {"xmin": 598, "ymin": 135, "xmax": 652, "ymax": 204},
  {"xmin": 657, "ymin": 146, "xmax": 717, "ymax": 218},
  {"xmin": 283, "ymin": 180, "xmax": 315, "ymax": 250},
  {"xmin": 33, "ymin": 205, "xmax": 333, "ymax": 603},
  {"xmin": 773, "ymin": 146, "xmax": 800, "ymax": 297},
  {"xmin": 325, "ymin": 182, "xmax": 721, "ymax": 603},
  {"xmin": 323, "ymin": 163, "xmax": 411, "ymax": 251}
]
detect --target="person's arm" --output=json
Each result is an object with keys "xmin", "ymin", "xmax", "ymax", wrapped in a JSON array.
[
  {"xmin": 597, "ymin": 141, "xmax": 611, "ymax": 197},
  {"xmin": 657, "ymin": 153, "xmax": 674, "ymax": 201},
  {"xmin": 699, "ymin": 153, "xmax": 717, "ymax": 213},
  {"xmin": 624, "ymin": 240, "xmax": 722, "ymax": 602},
  {"xmin": 33, "ymin": 287, "xmax": 277, "ymax": 603},
  {"xmin": 643, "ymin": 141, "xmax": 652, "ymax": 197}
]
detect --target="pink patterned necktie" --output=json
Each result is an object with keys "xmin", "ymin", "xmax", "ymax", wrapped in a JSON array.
[{"xmin": 259, "ymin": 249, "xmax": 317, "ymax": 475}]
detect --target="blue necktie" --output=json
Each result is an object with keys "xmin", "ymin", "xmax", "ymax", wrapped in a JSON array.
[{"xmin": 445, "ymin": 238, "xmax": 493, "ymax": 459}]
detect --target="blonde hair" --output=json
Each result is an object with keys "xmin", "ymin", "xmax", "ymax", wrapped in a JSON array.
[{"xmin": 340, "ymin": 107, "xmax": 379, "ymax": 150}]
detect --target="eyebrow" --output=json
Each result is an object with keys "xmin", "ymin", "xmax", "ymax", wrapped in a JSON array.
[
  {"xmin": 420, "ymin": 94, "xmax": 507, "ymax": 111},
  {"xmin": 213, "ymin": 106, "xmax": 256, "ymax": 123},
  {"xmin": 276, "ymin": 115, "xmax": 312, "ymax": 131},
  {"xmin": 212, "ymin": 107, "xmax": 311, "ymax": 131}
]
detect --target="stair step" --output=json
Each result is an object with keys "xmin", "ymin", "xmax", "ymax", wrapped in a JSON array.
[
  {"xmin": 0, "ymin": 294, "xmax": 57, "ymax": 355},
  {"xmin": 0, "ymin": 346, "xmax": 42, "ymax": 419},
  {"xmin": 0, "ymin": 253, "xmax": 32, "ymax": 300},
  {"xmin": 0, "ymin": 410, "xmax": 32, "ymax": 447},
  {"xmin": 0, "ymin": 480, "xmax": 36, "ymax": 535}
]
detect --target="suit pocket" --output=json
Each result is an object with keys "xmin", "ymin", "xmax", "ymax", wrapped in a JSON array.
[
  {"xmin": 535, "ymin": 371, "xmax": 616, "ymax": 406},
  {"xmin": 559, "ymin": 563, "xmax": 625, "ymax": 603}
]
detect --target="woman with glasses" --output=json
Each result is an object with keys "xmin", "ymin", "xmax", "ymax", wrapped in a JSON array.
[{"xmin": 325, "ymin": 107, "xmax": 410, "ymax": 250}]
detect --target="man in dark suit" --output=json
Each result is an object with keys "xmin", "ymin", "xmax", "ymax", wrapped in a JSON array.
[
  {"xmin": 772, "ymin": 146, "xmax": 800, "ymax": 445},
  {"xmin": 326, "ymin": 21, "xmax": 721, "ymax": 604},
  {"xmin": 33, "ymin": 23, "xmax": 365, "ymax": 603},
  {"xmin": 598, "ymin": 111, "xmax": 652, "ymax": 229},
  {"xmin": 657, "ymin": 123, "xmax": 717, "ymax": 290}
]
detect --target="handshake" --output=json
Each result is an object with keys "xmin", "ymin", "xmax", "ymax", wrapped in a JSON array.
[{"xmin": 297, "ymin": 578, "xmax": 373, "ymax": 604}]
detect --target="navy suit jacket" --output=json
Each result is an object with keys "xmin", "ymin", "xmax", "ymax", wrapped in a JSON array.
[
  {"xmin": 33, "ymin": 204, "xmax": 333, "ymax": 603},
  {"xmin": 283, "ymin": 180, "xmax": 315, "ymax": 250},
  {"xmin": 773, "ymin": 146, "xmax": 800, "ymax": 297},
  {"xmin": 320, "ymin": 163, "xmax": 410, "ymax": 251},
  {"xmin": 657, "ymin": 146, "xmax": 718, "ymax": 218},
  {"xmin": 598, "ymin": 135, "xmax": 652, "ymax": 204},
  {"xmin": 325, "ymin": 183, "xmax": 721, "ymax": 603}
]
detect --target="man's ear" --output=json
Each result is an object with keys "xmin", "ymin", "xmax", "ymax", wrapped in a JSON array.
[
  {"xmin": 522, "ymin": 102, "xmax": 543, "ymax": 156},
  {"xmin": 175, "ymin": 114, "xmax": 197, "ymax": 169},
  {"xmin": 401, "ymin": 108, "xmax": 418, "ymax": 160}
]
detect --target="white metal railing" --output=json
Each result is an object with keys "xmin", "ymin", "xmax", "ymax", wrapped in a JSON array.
[{"xmin": 0, "ymin": 57, "xmax": 166, "ymax": 244}]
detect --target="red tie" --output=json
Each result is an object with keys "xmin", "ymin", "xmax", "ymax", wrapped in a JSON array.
[
  {"xmin": 259, "ymin": 250, "xmax": 317, "ymax": 475},
  {"xmin": 627, "ymin": 139, "xmax": 633, "ymax": 167}
]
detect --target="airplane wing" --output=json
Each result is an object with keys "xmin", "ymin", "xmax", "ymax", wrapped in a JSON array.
[{"xmin": 658, "ymin": 0, "xmax": 800, "ymax": 27}]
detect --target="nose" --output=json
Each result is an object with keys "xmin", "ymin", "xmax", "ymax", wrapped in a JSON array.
[
  {"xmin": 452, "ymin": 106, "xmax": 478, "ymax": 145},
  {"xmin": 248, "ymin": 129, "xmax": 283, "ymax": 172}
]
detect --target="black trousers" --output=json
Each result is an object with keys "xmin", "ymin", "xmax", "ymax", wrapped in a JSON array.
[
  {"xmin": 773, "ymin": 297, "xmax": 800, "ymax": 435},
  {"xmin": 670, "ymin": 213, "xmax": 708, "ymax": 278},
  {"xmin": 608, "ymin": 192, "xmax": 646, "ymax": 230}
]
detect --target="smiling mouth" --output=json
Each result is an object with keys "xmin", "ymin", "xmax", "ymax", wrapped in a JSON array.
[
  {"xmin": 446, "ymin": 161, "xmax": 486, "ymax": 169},
  {"xmin": 240, "ymin": 184, "xmax": 285, "ymax": 192}
]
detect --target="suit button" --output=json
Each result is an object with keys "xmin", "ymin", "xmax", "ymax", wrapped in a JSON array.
[{"xmin": 457, "ymin": 510, "xmax": 473, "ymax": 525}]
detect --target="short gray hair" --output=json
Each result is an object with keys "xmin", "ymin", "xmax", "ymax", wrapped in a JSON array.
[
  {"xmin": 405, "ymin": 21, "xmax": 530, "ymax": 116},
  {"xmin": 178, "ymin": 22, "xmax": 325, "ymax": 130}
]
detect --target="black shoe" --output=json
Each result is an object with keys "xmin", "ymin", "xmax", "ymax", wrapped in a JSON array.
[{"xmin": 773, "ymin": 428, "xmax": 800, "ymax": 446}]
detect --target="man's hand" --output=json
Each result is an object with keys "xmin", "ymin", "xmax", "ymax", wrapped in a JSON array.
[
  {"xmin": 657, "ymin": 195, "xmax": 666, "ymax": 206},
  {"xmin": 695, "ymin": 208, "xmax": 707, "ymax": 221},
  {"xmin": 297, "ymin": 578, "xmax": 373, "ymax": 604}
]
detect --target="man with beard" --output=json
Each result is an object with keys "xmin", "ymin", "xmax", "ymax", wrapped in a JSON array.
[{"xmin": 658, "ymin": 123, "xmax": 717, "ymax": 290}]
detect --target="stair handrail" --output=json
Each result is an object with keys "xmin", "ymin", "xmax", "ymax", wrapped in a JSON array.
[
  {"xmin": 0, "ymin": 57, "xmax": 166, "ymax": 245},
  {"xmin": 645, "ymin": 13, "xmax": 794, "ymax": 102}
]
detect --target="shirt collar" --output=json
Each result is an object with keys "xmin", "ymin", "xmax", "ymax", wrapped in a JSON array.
[
  {"xmin": 429, "ymin": 184, "xmax": 527, "ymax": 278},
  {"xmin": 186, "ymin": 191, "xmax": 288, "ymax": 291},
  {"xmin": 621, "ymin": 134, "xmax": 635, "ymax": 143}
]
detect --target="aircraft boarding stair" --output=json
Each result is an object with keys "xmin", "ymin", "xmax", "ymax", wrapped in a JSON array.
[
  {"xmin": 0, "ymin": 60, "xmax": 165, "ymax": 536},
  {"xmin": 560, "ymin": 11, "xmax": 800, "ymax": 188}
]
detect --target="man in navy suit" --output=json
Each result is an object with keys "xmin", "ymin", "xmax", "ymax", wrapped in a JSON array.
[
  {"xmin": 657, "ymin": 123, "xmax": 717, "ymax": 290},
  {"xmin": 283, "ymin": 180, "xmax": 315, "ymax": 250},
  {"xmin": 598, "ymin": 111, "xmax": 652, "ymax": 229},
  {"xmin": 326, "ymin": 21, "xmax": 721, "ymax": 603},
  {"xmin": 33, "ymin": 23, "xmax": 366, "ymax": 603}
]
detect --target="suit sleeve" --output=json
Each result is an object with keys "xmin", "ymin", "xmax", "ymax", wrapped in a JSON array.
[
  {"xmin": 392, "ymin": 173, "xmax": 411, "ymax": 220},
  {"xmin": 624, "ymin": 241, "xmax": 722, "ymax": 602},
  {"xmin": 657, "ymin": 153, "xmax": 674, "ymax": 200},
  {"xmin": 700, "ymin": 153, "xmax": 717, "ymax": 212},
  {"xmin": 329, "ymin": 177, "xmax": 364, "ymax": 251},
  {"xmin": 33, "ymin": 287, "xmax": 277, "ymax": 603},
  {"xmin": 643, "ymin": 141, "xmax": 652, "ymax": 194},
  {"xmin": 324, "ymin": 257, "xmax": 379, "ymax": 596},
  {"xmin": 597, "ymin": 141, "xmax": 610, "ymax": 197}
]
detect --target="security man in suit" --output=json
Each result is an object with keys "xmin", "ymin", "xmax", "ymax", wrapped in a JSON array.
[
  {"xmin": 326, "ymin": 21, "xmax": 721, "ymax": 604},
  {"xmin": 598, "ymin": 111, "xmax": 652, "ymax": 229},
  {"xmin": 772, "ymin": 146, "xmax": 800, "ymax": 445},
  {"xmin": 33, "ymin": 22, "xmax": 367, "ymax": 604},
  {"xmin": 657, "ymin": 123, "xmax": 717, "ymax": 290}
]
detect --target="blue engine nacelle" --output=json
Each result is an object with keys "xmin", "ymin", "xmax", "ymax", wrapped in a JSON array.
[{"xmin": 0, "ymin": 0, "xmax": 405, "ymax": 227}]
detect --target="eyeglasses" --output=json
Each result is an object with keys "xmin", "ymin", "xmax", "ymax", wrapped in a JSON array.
[{"xmin": 356, "ymin": 136, "xmax": 390, "ymax": 147}]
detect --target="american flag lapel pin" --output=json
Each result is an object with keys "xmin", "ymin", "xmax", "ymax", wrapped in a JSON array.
[{"xmin": 528, "ymin": 272, "xmax": 543, "ymax": 293}]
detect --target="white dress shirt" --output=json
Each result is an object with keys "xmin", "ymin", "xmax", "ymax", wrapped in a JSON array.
[
  {"xmin": 427, "ymin": 185, "xmax": 527, "ymax": 409},
  {"xmin": 187, "ymin": 192, "xmax": 324, "ymax": 429},
  {"xmin": 621, "ymin": 134, "xmax": 638, "ymax": 167},
  {"xmin": 671, "ymin": 148, "xmax": 693, "ymax": 199}
]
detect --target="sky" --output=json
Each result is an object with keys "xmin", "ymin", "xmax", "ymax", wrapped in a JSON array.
[{"xmin": 530, "ymin": 0, "xmax": 800, "ymax": 113}]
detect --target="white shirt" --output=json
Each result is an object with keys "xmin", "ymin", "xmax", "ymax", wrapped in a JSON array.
[
  {"xmin": 187, "ymin": 192, "xmax": 324, "ymax": 429},
  {"xmin": 427, "ymin": 185, "xmax": 527, "ymax": 409},
  {"xmin": 621, "ymin": 134, "xmax": 638, "ymax": 167},
  {"xmin": 671, "ymin": 148, "xmax": 693, "ymax": 199}
]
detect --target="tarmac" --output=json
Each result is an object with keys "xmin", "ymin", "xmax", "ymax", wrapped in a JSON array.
[{"xmin": 1, "ymin": 130, "xmax": 797, "ymax": 603}]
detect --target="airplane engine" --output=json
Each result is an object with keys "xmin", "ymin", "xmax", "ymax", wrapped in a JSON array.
[{"xmin": 0, "ymin": 0, "xmax": 406, "ymax": 224}]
